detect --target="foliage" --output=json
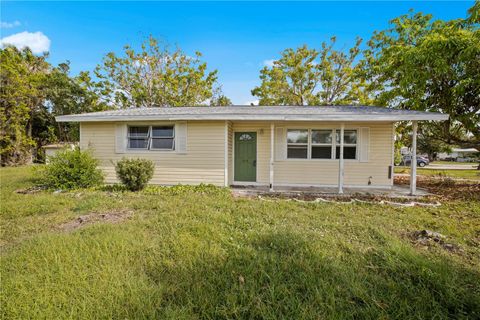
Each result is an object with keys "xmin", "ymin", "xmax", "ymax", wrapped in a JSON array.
[
  {"xmin": 35, "ymin": 148, "xmax": 104, "ymax": 190},
  {"xmin": 93, "ymin": 36, "xmax": 226, "ymax": 108},
  {"xmin": 0, "ymin": 47, "xmax": 107, "ymax": 166},
  {"xmin": 1, "ymin": 166, "xmax": 480, "ymax": 319},
  {"xmin": 0, "ymin": 46, "xmax": 49, "ymax": 165},
  {"xmin": 210, "ymin": 93, "xmax": 233, "ymax": 106},
  {"xmin": 251, "ymin": 38, "xmax": 367, "ymax": 105},
  {"xmin": 115, "ymin": 158, "xmax": 155, "ymax": 191},
  {"xmin": 361, "ymin": 8, "xmax": 480, "ymax": 149}
]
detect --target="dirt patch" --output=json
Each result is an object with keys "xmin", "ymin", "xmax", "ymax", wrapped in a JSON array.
[
  {"xmin": 395, "ymin": 176, "xmax": 480, "ymax": 201},
  {"xmin": 407, "ymin": 229, "xmax": 463, "ymax": 253},
  {"xmin": 15, "ymin": 186, "xmax": 47, "ymax": 194},
  {"xmin": 58, "ymin": 210, "xmax": 133, "ymax": 232}
]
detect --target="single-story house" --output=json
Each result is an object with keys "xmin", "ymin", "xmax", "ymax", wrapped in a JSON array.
[{"xmin": 56, "ymin": 105, "xmax": 448, "ymax": 194}]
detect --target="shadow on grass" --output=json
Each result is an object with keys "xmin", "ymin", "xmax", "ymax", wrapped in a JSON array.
[{"xmin": 142, "ymin": 230, "xmax": 480, "ymax": 319}]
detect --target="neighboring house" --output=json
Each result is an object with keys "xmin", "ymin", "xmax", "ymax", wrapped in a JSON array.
[
  {"xmin": 437, "ymin": 148, "xmax": 479, "ymax": 162},
  {"xmin": 56, "ymin": 105, "xmax": 448, "ymax": 193},
  {"xmin": 43, "ymin": 143, "xmax": 76, "ymax": 163}
]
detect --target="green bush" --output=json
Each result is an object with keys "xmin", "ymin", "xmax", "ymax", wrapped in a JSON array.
[
  {"xmin": 115, "ymin": 158, "xmax": 154, "ymax": 191},
  {"xmin": 37, "ymin": 148, "xmax": 104, "ymax": 190}
]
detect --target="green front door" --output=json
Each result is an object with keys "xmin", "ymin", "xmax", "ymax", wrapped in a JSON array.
[{"xmin": 234, "ymin": 132, "xmax": 257, "ymax": 182}]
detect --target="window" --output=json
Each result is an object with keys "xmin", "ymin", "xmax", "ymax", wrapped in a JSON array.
[
  {"xmin": 128, "ymin": 125, "xmax": 175, "ymax": 151},
  {"xmin": 286, "ymin": 128, "xmax": 358, "ymax": 160},
  {"xmin": 335, "ymin": 130, "xmax": 357, "ymax": 159},
  {"xmin": 311, "ymin": 130, "xmax": 333, "ymax": 159},
  {"xmin": 287, "ymin": 129, "xmax": 308, "ymax": 159},
  {"xmin": 151, "ymin": 126, "xmax": 174, "ymax": 150},
  {"xmin": 128, "ymin": 126, "xmax": 149, "ymax": 149}
]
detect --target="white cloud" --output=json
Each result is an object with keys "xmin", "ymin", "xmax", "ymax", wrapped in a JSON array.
[
  {"xmin": 0, "ymin": 31, "xmax": 51, "ymax": 54},
  {"xmin": 244, "ymin": 99, "xmax": 259, "ymax": 106},
  {"xmin": 0, "ymin": 20, "xmax": 21, "ymax": 29},
  {"xmin": 263, "ymin": 59, "xmax": 275, "ymax": 67}
]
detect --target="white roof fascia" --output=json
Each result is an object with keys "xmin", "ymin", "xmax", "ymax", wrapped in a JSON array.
[{"xmin": 56, "ymin": 114, "xmax": 449, "ymax": 122}]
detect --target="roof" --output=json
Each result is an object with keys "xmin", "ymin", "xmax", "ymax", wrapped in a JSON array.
[
  {"xmin": 55, "ymin": 105, "xmax": 449, "ymax": 122},
  {"xmin": 452, "ymin": 148, "xmax": 478, "ymax": 153}
]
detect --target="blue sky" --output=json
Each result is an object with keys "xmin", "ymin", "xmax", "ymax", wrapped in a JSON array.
[{"xmin": 0, "ymin": 1, "xmax": 473, "ymax": 104}]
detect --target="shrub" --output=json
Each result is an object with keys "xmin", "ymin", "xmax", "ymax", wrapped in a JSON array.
[
  {"xmin": 115, "ymin": 158, "xmax": 154, "ymax": 191},
  {"xmin": 36, "ymin": 147, "xmax": 104, "ymax": 190}
]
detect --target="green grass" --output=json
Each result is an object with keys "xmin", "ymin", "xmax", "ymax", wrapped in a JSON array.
[
  {"xmin": 395, "ymin": 167, "xmax": 480, "ymax": 180},
  {"xmin": 1, "ymin": 166, "xmax": 480, "ymax": 319}
]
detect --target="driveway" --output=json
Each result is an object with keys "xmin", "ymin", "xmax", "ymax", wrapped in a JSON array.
[{"xmin": 427, "ymin": 163, "xmax": 478, "ymax": 170}]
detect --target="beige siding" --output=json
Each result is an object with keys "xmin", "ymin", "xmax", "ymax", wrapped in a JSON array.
[
  {"xmin": 227, "ymin": 121, "xmax": 234, "ymax": 185},
  {"xmin": 81, "ymin": 120, "xmax": 394, "ymax": 188},
  {"xmin": 80, "ymin": 121, "xmax": 226, "ymax": 186},
  {"xmin": 231, "ymin": 121, "xmax": 394, "ymax": 187}
]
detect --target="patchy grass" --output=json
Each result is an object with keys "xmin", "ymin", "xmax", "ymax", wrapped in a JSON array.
[
  {"xmin": 395, "ymin": 166, "xmax": 480, "ymax": 180},
  {"xmin": 1, "ymin": 166, "xmax": 480, "ymax": 319}
]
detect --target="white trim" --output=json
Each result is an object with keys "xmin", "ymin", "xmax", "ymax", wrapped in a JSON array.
[
  {"xmin": 224, "ymin": 121, "xmax": 229, "ymax": 187},
  {"xmin": 338, "ymin": 123, "xmax": 345, "ymax": 194},
  {"xmin": 269, "ymin": 123, "xmax": 274, "ymax": 191},
  {"xmin": 410, "ymin": 121, "xmax": 417, "ymax": 195},
  {"xmin": 232, "ymin": 130, "xmax": 258, "ymax": 183},
  {"xmin": 391, "ymin": 123, "xmax": 395, "ymax": 186}
]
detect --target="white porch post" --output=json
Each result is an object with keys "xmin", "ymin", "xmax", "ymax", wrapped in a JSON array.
[
  {"xmin": 338, "ymin": 123, "xmax": 345, "ymax": 194},
  {"xmin": 410, "ymin": 121, "xmax": 418, "ymax": 195},
  {"xmin": 224, "ymin": 121, "xmax": 229, "ymax": 187},
  {"xmin": 269, "ymin": 122, "xmax": 274, "ymax": 191}
]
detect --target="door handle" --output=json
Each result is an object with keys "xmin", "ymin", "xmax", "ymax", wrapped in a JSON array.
[{"xmin": 253, "ymin": 160, "xmax": 256, "ymax": 167}]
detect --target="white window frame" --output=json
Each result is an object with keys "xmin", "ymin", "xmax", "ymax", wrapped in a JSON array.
[
  {"xmin": 127, "ymin": 125, "xmax": 175, "ymax": 151},
  {"xmin": 334, "ymin": 129, "xmax": 358, "ymax": 160},
  {"xmin": 285, "ymin": 128, "xmax": 358, "ymax": 161},
  {"xmin": 150, "ymin": 126, "xmax": 175, "ymax": 150},
  {"xmin": 311, "ymin": 129, "xmax": 334, "ymax": 159},
  {"xmin": 287, "ymin": 129, "xmax": 309, "ymax": 159}
]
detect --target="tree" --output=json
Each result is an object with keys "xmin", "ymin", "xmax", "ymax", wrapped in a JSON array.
[
  {"xmin": 251, "ymin": 38, "xmax": 367, "ymax": 106},
  {"xmin": 0, "ymin": 46, "xmax": 49, "ymax": 165},
  {"xmin": 210, "ymin": 94, "xmax": 232, "ymax": 106},
  {"xmin": 93, "ymin": 36, "xmax": 221, "ymax": 108},
  {"xmin": 362, "ymin": 8, "xmax": 480, "ymax": 149}
]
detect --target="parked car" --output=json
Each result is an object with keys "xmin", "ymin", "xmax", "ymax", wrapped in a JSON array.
[{"xmin": 401, "ymin": 155, "xmax": 429, "ymax": 167}]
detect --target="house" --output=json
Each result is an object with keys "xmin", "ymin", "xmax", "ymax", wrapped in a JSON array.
[
  {"xmin": 56, "ymin": 105, "xmax": 448, "ymax": 194},
  {"xmin": 42, "ymin": 143, "xmax": 76, "ymax": 163},
  {"xmin": 437, "ymin": 148, "xmax": 478, "ymax": 162}
]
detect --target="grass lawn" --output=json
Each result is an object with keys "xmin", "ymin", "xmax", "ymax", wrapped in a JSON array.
[
  {"xmin": 1, "ymin": 166, "xmax": 480, "ymax": 319},
  {"xmin": 395, "ymin": 167, "xmax": 480, "ymax": 180}
]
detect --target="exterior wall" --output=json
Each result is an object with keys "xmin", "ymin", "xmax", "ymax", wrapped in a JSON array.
[
  {"xmin": 80, "ymin": 121, "xmax": 226, "ymax": 186},
  {"xmin": 80, "ymin": 120, "xmax": 394, "ymax": 188},
  {"xmin": 232, "ymin": 121, "xmax": 394, "ymax": 188}
]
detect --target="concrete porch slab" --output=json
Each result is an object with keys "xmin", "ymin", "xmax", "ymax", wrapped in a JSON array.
[{"xmin": 231, "ymin": 184, "xmax": 431, "ymax": 199}]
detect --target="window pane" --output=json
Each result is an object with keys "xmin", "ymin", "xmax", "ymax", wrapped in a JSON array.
[
  {"xmin": 312, "ymin": 146, "xmax": 332, "ymax": 159},
  {"xmin": 287, "ymin": 146, "xmax": 308, "ymax": 159},
  {"xmin": 128, "ymin": 138, "xmax": 148, "ymax": 149},
  {"xmin": 336, "ymin": 130, "xmax": 357, "ymax": 144},
  {"xmin": 287, "ymin": 130, "xmax": 308, "ymax": 144},
  {"xmin": 336, "ymin": 146, "xmax": 357, "ymax": 159},
  {"xmin": 312, "ymin": 130, "xmax": 332, "ymax": 144},
  {"xmin": 152, "ymin": 126, "xmax": 174, "ymax": 137},
  {"xmin": 151, "ymin": 138, "xmax": 174, "ymax": 149},
  {"xmin": 129, "ymin": 126, "xmax": 149, "ymax": 137}
]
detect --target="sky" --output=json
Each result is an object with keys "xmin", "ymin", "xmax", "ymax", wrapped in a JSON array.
[{"xmin": 0, "ymin": 1, "xmax": 474, "ymax": 104}]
